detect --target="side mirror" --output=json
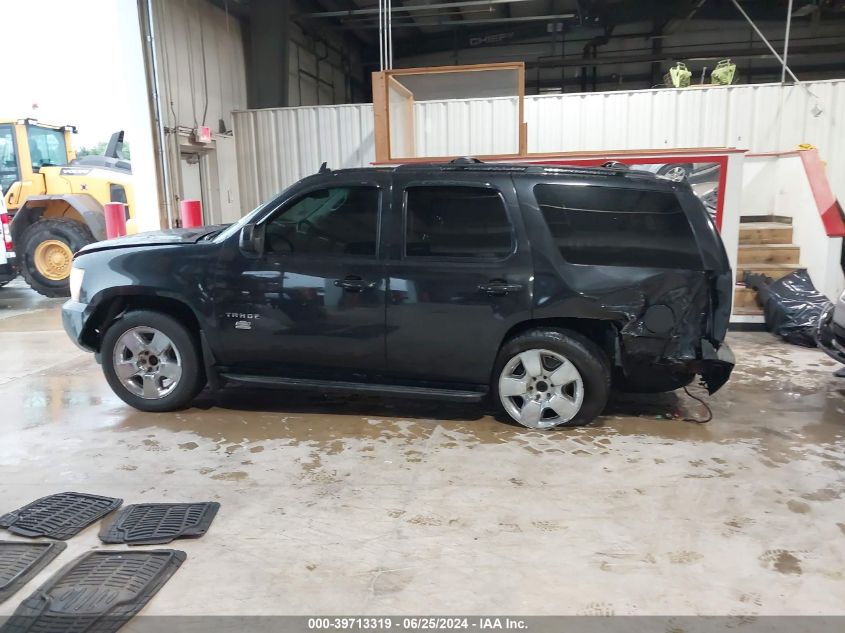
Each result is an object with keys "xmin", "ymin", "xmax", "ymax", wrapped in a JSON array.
[{"xmin": 239, "ymin": 223, "xmax": 264, "ymax": 255}]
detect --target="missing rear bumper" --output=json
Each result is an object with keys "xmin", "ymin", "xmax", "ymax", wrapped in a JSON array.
[{"xmin": 698, "ymin": 340, "xmax": 735, "ymax": 394}]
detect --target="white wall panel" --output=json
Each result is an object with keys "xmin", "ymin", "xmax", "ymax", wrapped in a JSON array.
[
  {"xmin": 413, "ymin": 97, "xmax": 519, "ymax": 157},
  {"xmin": 234, "ymin": 104, "xmax": 374, "ymax": 211},
  {"xmin": 233, "ymin": 79, "xmax": 845, "ymax": 212},
  {"xmin": 153, "ymin": 0, "xmax": 247, "ymax": 223},
  {"xmin": 154, "ymin": 0, "xmax": 246, "ymax": 134}
]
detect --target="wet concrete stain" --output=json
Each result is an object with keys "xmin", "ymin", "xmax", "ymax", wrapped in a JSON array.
[
  {"xmin": 211, "ymin": 471, "xmax": 249, "ymax": 481},
  {"xmin": 787, "ymin": 499, "xmax": 811, "ymax": 514},
  {"xmin": 802, "ymin": 488, "xmax": 843, "ymax": 502},
  {"xmin": 759, "ymin": 550, "xmax": 803, "ymax": 575},
  {"xmin": 407, "ymin": 515, "xmax": 442, "ymax": 527},
  {"xmin": 579, "ymin": 602, "xmax": 615, "ymax": 616},
  {"xmin": 669, "ymin": 551, "xmax": 703, "ymax": 564},
  {"xmin": 369, "ymin": 568, "xmax": 415, "ymax": 596}
]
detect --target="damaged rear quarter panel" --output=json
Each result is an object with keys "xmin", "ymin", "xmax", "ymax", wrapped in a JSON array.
[
  {"xmin": 533, "ymin": 261, "xmax": 711, "ymax": 363},
  {"xmin": 515, "ymin": 174, "xmax": 732, "ymax": 378}
]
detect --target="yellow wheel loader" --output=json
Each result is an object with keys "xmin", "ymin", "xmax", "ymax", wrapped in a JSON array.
[{"xmin": 0, "ymin": 119, "xmax": 135, "ymax": 297}]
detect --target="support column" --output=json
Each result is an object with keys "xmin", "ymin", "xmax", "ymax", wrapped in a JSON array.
[{"xmin": 248, "ymin": 0, "xmax": 291, "ymax": 108}]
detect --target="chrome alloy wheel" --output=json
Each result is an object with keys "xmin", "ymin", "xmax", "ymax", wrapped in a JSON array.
[
  {"xmin": 113, "ymin": 327, "xmax": 183, "ymax": 399},
  {"xmin": 498, "ymin": 348, "xmax": 585, "ymax": 429}
]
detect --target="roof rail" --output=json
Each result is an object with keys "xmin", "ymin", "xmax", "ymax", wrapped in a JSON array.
[{"xmin": 391, "ymin": 161, "xmax": 660, "ymax": 181}]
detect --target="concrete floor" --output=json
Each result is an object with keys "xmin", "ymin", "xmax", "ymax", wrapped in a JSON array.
[{"xmin": 0, "ymin": 278, "xmax": 843, "ymax": 616}]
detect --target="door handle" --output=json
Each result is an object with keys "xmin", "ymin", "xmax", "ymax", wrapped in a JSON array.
[
  {"xmin": 334, "ymin": 276, "xmax": 377, "ymax": 292},
  {"xmin": 478, "ymin": 280, "xmax": 524, "ymax": 296}
]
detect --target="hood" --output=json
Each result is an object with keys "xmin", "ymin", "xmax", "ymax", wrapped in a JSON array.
[{"xmin": 77, "ymin": 225, "xmax": 227, "ymax": 255}]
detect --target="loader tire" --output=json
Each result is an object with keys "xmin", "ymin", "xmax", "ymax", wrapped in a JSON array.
[{"xmin": 19, "ymin": 219, "xmax": 95, "ymax": 297}]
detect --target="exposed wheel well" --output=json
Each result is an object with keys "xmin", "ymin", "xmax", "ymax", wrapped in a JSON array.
[
  {"xmin": 81, "ymin": 295, "xmax": 201, "ymax": 352},
  {"xmin": 498, "ymin": 318, "xmax": 619, "ymax": 368}
]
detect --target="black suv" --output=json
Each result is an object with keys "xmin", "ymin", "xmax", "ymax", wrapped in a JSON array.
[{"xmin": 63, "ymin": 162, "xmax": 734, "ymax": 429}]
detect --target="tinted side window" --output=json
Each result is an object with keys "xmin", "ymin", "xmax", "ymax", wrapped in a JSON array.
[
  {"xmin": 534, "ymin": 184, "xmax": 702, "ymax": 269},
  {"xmin": 265, "ymin": 186, "xmax": 379, "ymax": 257},
  {"xmin": 405, "ymin": 186, "xmax": 513, "ymax": 259}
]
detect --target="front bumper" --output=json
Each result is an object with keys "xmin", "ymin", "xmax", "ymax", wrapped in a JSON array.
[
  {"xmin": 816, "ymin": 304, "xmax": 845, "ymax": 365},
  {"xmin": 62, "ymin": 300, "xmax": 95, "ymax": 352}
]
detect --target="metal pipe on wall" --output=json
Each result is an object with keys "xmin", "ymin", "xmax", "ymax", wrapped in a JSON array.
[
  {"xmin": 378, "ymin": 0, "xmax": 383, "ymax": 70},
  {"xmin": 782, "ymin": 0, "xmax": 794, "ymax": 84},
  {"xmin": 145, "ymin": 0, "xmax": 175, "ymax": 229},
  {"xmin": 729, "ymin": 0, "xmax": 800, "ymax": 84}
]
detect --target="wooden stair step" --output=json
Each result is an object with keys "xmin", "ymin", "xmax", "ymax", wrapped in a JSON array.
[
  {"xmin": 733, "ymin": 286, "xmax": 761, "ymax": 309},
  {"xmin": 739, "ymin": 223, "xmax": 793, "ymax": 245},
  {"xmin": 736, "ymin": 263, "xmax": 801, "ymax": 281},
  {"xmin": 740, "ymin": 214, "xmax": 792, "ymax": 225},
  {"xmin": 733, "ymin": 306, "xmax": 764, "ymax": 316},
  {"xmin": 738, "ymin": 244, "xmax": 800, "ymax": 265}
]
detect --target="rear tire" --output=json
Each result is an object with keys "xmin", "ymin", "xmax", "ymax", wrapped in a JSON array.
[
  {"xmin": 101, "ymin": 310, "xmax": 206, "ymax": 412},
  {"xmin": 19, "ymin": 219, "xmax": 94, "ymax": 297},
  {"xmin": 492, "ymin": 328, "xmax": 610, "ymax": 429}
]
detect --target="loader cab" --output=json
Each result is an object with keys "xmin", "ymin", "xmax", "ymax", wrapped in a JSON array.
[
  {"xmin": 26, "ymin": 123, "xmax": 71, "ymax": 172},
  {"xmin": 0, "ymin": 119, "xmax": 74, "ymax": 204},
  {"xmin": 0, "ymin": 123, "xmax": 20, "ymax": 195}
]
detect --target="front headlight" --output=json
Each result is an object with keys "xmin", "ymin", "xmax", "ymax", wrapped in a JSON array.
[{"xmin": 69, "ymin": 266, "xmax": 85, "ymax": 302}]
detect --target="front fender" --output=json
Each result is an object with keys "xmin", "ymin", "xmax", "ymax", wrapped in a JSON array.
[{"xmin": 72, "ymin": 243, "xmax": 216, "ymax": 349}]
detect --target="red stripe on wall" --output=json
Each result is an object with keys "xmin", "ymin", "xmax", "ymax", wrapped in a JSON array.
[{"xmin": 799, "ymin": 149, "xmax": 845, "ymax": 238}]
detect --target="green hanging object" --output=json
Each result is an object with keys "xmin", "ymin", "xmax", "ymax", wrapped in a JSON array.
[
  {"xmin": 711, "ymin": 59, "xmax": 736, "ymax": 85},
  {"xmin": 664, "ymin": 62, "xmax": 692, "ymax": 88}
]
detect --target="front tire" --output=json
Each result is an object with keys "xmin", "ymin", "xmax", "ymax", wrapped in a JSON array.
[
  {"xmin": 493, "ymin": 329, "xmax": 610, "ymax": 429},
  {"xmin": 19, "ymin": 219, "xmax": 94, "ymax": 297},
  {"xmin": 101, "ymin": 310, "xmax": 205, "ymax": 412}
]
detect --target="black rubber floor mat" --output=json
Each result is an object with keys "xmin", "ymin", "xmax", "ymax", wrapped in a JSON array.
[
  {"xmin": 1, "ymin": 550, "xmax": 185, "ymax": 633},
  {"xmin": 99, "ymin": 502, "xmax": 220, "ymax": 545},
  {"xmin": 0, "ymin": 492, "xmax": 123, "ymax": 540},
  {"xmin": 0, "ymin": 541, "xmax": 66, "ymax": 605}
]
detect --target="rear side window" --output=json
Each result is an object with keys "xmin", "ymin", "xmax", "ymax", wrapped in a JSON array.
[
  {"xmin": 534, "ymin": 184, "xmax": 702, "ymax": 269},
  {"xmin": 404, "ymin": 186, "xmax": 513, "ymax": 259}
]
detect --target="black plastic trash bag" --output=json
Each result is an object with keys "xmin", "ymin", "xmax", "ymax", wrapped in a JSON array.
[{"xmin": 744, "ymin": 270, "xmax": 832, "ymax": 347}]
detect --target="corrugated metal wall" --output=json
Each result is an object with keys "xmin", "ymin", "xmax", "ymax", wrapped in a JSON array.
[
  {"xmin": 233, "ymin": 79, "xmax": 845, "ymax": 212},
  {"xmin": 525, "ymin": 81, "xmax": 843, "ymax": 158},
  {"xmin": 234, "ymin": 104, "xmax": 374, "ymax": 210},
  {"xmin": 414, "ymin": 97, "xmax": 520, "ymax": 157}
]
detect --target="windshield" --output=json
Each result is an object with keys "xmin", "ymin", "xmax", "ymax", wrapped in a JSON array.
[
  {"xmin": 27, "ymin": 125, "xmax": 68, "ymax": 171},
  {"xmin": 0, "ymin": 124, "xmax": 19, "ymax": 194}
]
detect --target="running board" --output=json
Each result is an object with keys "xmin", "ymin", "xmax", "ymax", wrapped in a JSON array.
[{"xmin": 219, "ymin": 373, "xmax": 487, "ymax": 402}]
